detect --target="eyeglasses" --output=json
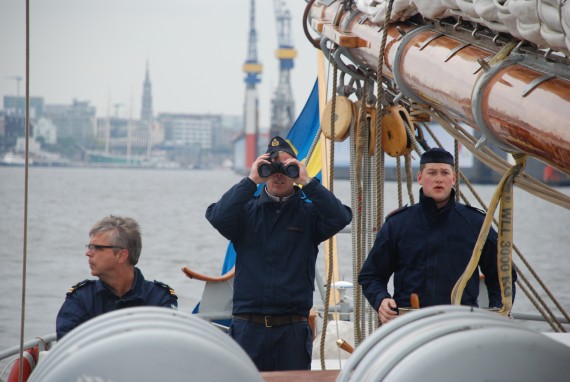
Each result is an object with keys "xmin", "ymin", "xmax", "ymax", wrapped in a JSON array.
[{"xmin": 85, "ymin": 244, "xmax": 124, "ymax": 252}]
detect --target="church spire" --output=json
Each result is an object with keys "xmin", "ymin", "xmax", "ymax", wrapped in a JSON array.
[{"xmin": 141, "ymin": 60, "xmax": 153, "ymax": 122}]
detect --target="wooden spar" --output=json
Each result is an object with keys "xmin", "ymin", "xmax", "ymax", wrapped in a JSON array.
[{"xmin": 307, "ymin": 1, "xmax": 570, "ymax": 175}]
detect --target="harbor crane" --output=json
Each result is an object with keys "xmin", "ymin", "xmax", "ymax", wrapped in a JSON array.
[
  {"xmin": 241, "ymin": 0, "xmax": 263, "ymax": 170},
  {"xmin": 269, "ymin": 0, "xmax": 297, "ymax": 138},
  {"xmin": 5, "ymin": 75, "xmax": 23, "ymax": 96}
]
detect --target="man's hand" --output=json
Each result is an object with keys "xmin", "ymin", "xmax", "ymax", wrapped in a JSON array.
[
  {"xmin": 284, "ymin": 158, "xmax": 310, "ymax": 185},
  {"xmin": 378, "ymin": 298, "xmax": 398, "ymax": 324},
  {"xmin": 248, "ymin": 153, "xmax": 272, "ymax": 184}
]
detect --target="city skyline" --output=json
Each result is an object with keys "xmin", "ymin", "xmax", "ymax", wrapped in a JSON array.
[{"xmin": 1, "ymin": 1, "xmax": 320, "ymax": 131}]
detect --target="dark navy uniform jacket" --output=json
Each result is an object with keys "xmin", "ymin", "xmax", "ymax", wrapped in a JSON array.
[
  {"xmin": 56, "ymin": 267, "xmax": 178, "ymax": 339},
  {"xmin": 206, "ymin": 177, "xmax": 352, "ymax": 318},
  {"xmin": 359, "ymin": 188, "xmax": 516, "ymax": 310}
]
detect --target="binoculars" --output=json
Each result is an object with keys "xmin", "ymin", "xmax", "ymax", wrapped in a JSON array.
[{"xmin": 258, "ymin": 152, "xmax": 299, "ymax": 178}]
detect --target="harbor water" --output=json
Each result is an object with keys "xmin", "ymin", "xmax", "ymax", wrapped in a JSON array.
[{"xmin": 1, "ymin": 166, "xmax": 569, "ymax": 366}]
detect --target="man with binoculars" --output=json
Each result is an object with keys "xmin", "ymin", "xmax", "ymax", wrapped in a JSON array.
[{"xmin": 206, "ymin": 136, "xmax": 352, "ymax": 371}]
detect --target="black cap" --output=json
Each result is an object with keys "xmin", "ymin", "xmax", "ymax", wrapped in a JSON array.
[
  {"xmin": 266, "ymin": 136, "xmax": 297, "ymax": 158},
  {"xmin": 420, "ymin": 148, "xmax": 454, "ymax": 166}
]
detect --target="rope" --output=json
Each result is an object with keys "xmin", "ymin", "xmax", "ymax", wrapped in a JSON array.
[
  {"xmin": 349, "ymin": 98, "xmax": 362, "ymax": 347},
  {"xmin": 405, "ymin": 153, "xmax": 415, "ymax": 204},
  {"xmin": 302, "ymin": 124, "xmax": 322, "ymax": 168},
  {"xmin": 319, "ymin": 60, "xmax": 338, "ymax": 370},
  {"xmin": 515, "ymin": 275, "xmax": 565, "ymax": 332},
  {"xmin": 352, "ymin": 79, "xmax": 369, "ymax": 347},
  {"xmin": 361, "ymin": 124, "xmax": 372, "ymax": 346},
  {"xmin": 513, "ymin": 264, "xmax": 566, "ymax": 332},
  {"xmin": 18, "ymin": 1, "xmax": 31, "ymax": 380},
  {"xmin": 374, "ymin": 0, "xmax": 394, "ymax": 227},
  {"xmin": 367, "ymin": 0, "xmax": 394, "ymax": 338},
  {"xmin": 454, "ymin": 139, "xmax": 460, "ymax": 202},
  {"xmin": 363, "ymin": 148, "xmax": 375, "ymax": 337},
  {"xmin": 396, "ymin": 156, "xmax": 403, "ymax": 207}
]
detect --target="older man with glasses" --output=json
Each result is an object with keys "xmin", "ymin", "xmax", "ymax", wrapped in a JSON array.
[{"xmin": 55, "ymin": 215, "xmax": 178, "ymax": 340}]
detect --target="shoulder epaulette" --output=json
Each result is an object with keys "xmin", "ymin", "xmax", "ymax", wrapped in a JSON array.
[
  {"xmin": 66, "ymin": 279, "xmax": 95, "ymax": 295},
  {"xmin": 386, "ymin": 205, "xmax": 408, "ymax": 220},
  {"xmin": 154, "ymin": 280, "xmax": 177, "ymax": 296},
  {"xmin": 465, "ymin": 204, "xmax": 486, "ymax": 215}
]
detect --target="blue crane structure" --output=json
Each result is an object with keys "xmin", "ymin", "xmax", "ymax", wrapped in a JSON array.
[{"xmin": 270, "ymin": 0, "xmax": 297, "ymax": 139}]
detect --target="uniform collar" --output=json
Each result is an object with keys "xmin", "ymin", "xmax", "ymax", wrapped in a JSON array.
[
  {"xmin": 95, "ymin": 267, "xmax": 144, "ymax": 298},
  {"xmin": 260, "ymin": 185, "xmax": 301, "ymax": 204},
  {"xmin": 419, "ymin": 187, "xmax": 456, "ymax": 215}
]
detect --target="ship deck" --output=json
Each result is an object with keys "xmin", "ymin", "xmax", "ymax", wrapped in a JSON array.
[{"xmin": 262, "ymin": 370, "xmax": 339, "ymax": 381}]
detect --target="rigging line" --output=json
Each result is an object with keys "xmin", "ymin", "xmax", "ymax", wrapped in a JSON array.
[
  {"xmin": 511, "ymin": 245, "xmax": 570, "ymax": 324},
  {"xmin": 316, "ymin": 41, "xmax": 341, "ymax": 362},
  {"xmin": 362, "ymin": 99, "xmax": 374, "ymax": 346},
  {"xmin": 513, "ymin": 263, "xmax": 566, "ymax": 332},
  {"xmin": 367, "ymin": 0, "xmax": 395, "ymax": 340},
  {"xmin": 353, "ymin": 80, "xmax": 369, "ymax": 347},
  {"xmin": 375, "ymin": 0, "xmax": 393, "ymax": 229},
  {"xmin": 349, "ymin": 93, "xmax": 366, "ymax": 344},
  {"xmin": 320, "ymin": 60, "xmax": 338, "ymax": 371},
  {"xmin": 327, "ymin": 66, "xmax": 344, "ymax": 369},
  {"xmin": 19, "ymin": 0, "xmax": 31, "ymax": 380},
  {"xmin": 396, "ymin": 156, "xmax": 403, "ymax": 206},
  {"xmin": 454, "ymin": 139, "xmax": 460, "ymax": 202},
  {"xmin": 516, "ymin": 281, "xmax": 563, "ymax": 332},
  {"xmin": 404, "ymin": 152, "xmax": 415, "ymax": 204},
  {"xmin": 349, "ymin": 99, "xmax": 360, "ymax": 342},
  {"xmin": 364, "ymin": 131, "xmax": 375, "ymax": 337}
]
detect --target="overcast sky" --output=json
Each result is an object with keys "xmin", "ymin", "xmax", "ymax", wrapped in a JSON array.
[{"xmin": 0, "ymin": 0, "xmax": 319, "ymax": 130}]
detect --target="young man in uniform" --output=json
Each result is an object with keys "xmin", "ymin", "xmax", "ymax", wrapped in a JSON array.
[{"xmin": 359, "ymin": 148, "xmax": 516, "ymax": 324}]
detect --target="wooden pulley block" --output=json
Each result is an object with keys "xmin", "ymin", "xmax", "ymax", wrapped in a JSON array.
[
  {"xmin": 381, "ymin": 105, "xmax": 415, "ymax": 157},
  {"xmin": 321, "ymin": 96, "xmax": 353, "ymax": 142}
]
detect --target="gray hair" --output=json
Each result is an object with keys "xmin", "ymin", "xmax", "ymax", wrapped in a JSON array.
[{"xmin": 89, "ymin": 215, "xmax": 142, "ymax": 265}]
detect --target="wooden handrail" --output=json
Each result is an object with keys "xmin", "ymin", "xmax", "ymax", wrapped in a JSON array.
[{"xmin": 181, "ymin": 265, "xmax": 235, "ymax": 282}]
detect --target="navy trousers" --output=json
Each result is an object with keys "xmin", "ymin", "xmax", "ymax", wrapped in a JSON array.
[{"xmin": 229, "ymin": 319, "xmax": 312, "ymax": 371}]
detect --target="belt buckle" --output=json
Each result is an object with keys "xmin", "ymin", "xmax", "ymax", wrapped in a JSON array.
[{"xmin": 264, "ymin": 316, "xmax": 273, "ymax": 328}]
